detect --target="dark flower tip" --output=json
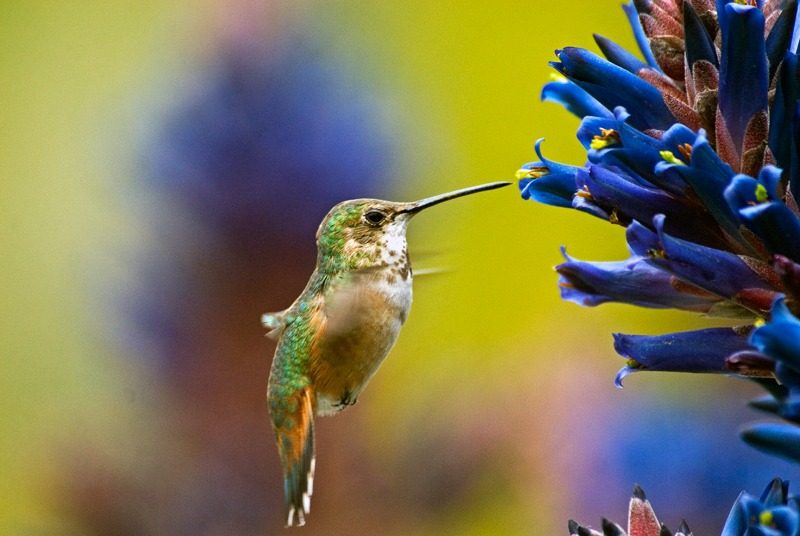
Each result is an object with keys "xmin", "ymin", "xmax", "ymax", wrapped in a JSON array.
[
  {"xmin": 726, "ymin": 350, "xmax": 776, "ymax": 375},
  {"xmin": 602, "ymin": 517, "xmax": 626, "ymax": 536}
]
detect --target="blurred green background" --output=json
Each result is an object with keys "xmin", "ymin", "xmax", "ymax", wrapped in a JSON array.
[{"xmin": 2, "ymin": 1, "xmax": 795, "ymax": 535}]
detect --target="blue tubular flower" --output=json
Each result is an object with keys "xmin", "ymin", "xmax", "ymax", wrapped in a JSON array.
[
  {"xmin": 573, "ymin": 165, "xmax": 702, "ymax": 228},
  {"xmin": 682, "ymin": 1, "xmax": 718, "ymax": 71},
  {"xmin": 742, "ymin": 423, "xmax": 800, "ymax": 463},
  {"xmin": 556, "ymin": 246, "xmax": 724, "ymax": 311},
  {"xmin": 726, "ymin": 166, "xmax": 800, "ymax": 263},
  {"xmin": 646, "ymin": 215, "xmax": 780, "ymax": 314},
  {"xmin": 622, "ymin": 1, "xmax": 661, "ymax": 71},
  {"xmin": 741, "ymin": 297, "xmax": 800, "ymax": 430},
  {"xmin": 577, "ymin": 108, "xmax": 696, "ymax": 198},
  {"xmin": 718, "ymin": 2, "xmax": 768, "ymax": 159},
  {"xmin": 739, "ymin": 200, "xmax": 800, "ymax": 264},
  {"xmin": 769, "ymin": 51, "xmax": 800, "ymax": 201},
  {"xmin": 541, "ymin": 76, "xmax": 614, "ymax": 120},
  {"xmin": 752, "ymin": 297, "xmax": 800, "ymax": 367},
  {"xmin": 613, "ymin": 327, "xmax": 754, "ymax": 387},
  {"xmin": 518, "ymin": 139, "xmax": 582, "ymax": 207},
  {"xmin": 551, "ymin": 47, "xmax": 677, "ymax": 131},
  {"xmin": 654, "ymin": 129, "xmax": 757, "ymax": 252},
  {"xmin": 517, "ymin": 0, "xmax": 800, "ymax": 466},
  {"xmin": 718, "ymin": 480, "xmax": 800, "ymax": 536},
  {"xmin": 593, "ymin": 34, "xmax": 651, "ymax": 75},
  {"xmin": 622, "ymin": 217, "xmax": 774, "ymax": 317}
]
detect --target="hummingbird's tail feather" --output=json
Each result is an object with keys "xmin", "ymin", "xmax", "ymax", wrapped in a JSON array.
[{"xmin": 271, "ymin": 386, "xmax": 316, "ymax": 527}]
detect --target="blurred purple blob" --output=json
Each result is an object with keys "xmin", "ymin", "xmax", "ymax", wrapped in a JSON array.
[
  {"xmin": 131, "ymin": 37, "xmax": 395, "ymax": 372},
  {"xmin": 144, "ymin": 43, "xmax": 392, "ymax": 248}
]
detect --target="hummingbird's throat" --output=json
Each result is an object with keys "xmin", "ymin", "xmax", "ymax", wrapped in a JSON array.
[{"xmin": 334, "ymin": 219, "xmax": 411, "ymax": 283}]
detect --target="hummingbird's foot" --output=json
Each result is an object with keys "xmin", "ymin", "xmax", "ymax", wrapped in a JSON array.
[{"xmin": 331, "ymin": 390, "xmax": 358, "ymax": 411}]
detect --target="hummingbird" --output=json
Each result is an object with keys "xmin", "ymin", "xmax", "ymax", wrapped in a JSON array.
[{"xmin": 262, "ymin": 181, "xmax": 511, "ymax": 526}]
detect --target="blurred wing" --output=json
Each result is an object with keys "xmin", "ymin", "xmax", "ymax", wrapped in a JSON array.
[
  {"xmin": 412, "ymin": 266, "xmax": 451, "ymax": 277},
  {"xmin": 323, "ymin": 269, "xmax": 380, "ymax": 337},
  {"xmin": 270, "ymin": 386, "xmax": 316, "ymax": 527},
  {"xmin": 262, "ymin": 309, "xmax": 289, "ymax": 339}
]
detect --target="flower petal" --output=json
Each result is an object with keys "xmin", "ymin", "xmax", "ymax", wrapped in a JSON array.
[
  {"xmin": 594, "ymin": 33, "xmax": 651, "ymax": 74},
  {"xmin": 622, "ymin": 0, "xmax": 661, "ymax": 71},
  {"xmin": 555, "ymin": 247, "xmax": 722, "ymax": 311},
  {"xmin": 767, "ymin": 52, "xmax": 800, "ymax": 175},
  {"xmin": 751, "ymin": 296, "xmax": 800, "ymax": 369},
  {"xmin": 759, "ymin": 478, "xmax": 789, "ymax": 508},
  {"xmin": 613, "ymin": 327, "xmax": 754, "ymax": 387},
  {"xmin": 541, "ymin": 78, "xmax": 614, "ymax": 120},
  {"xmin": 519, "ymin": 139, "xmax": 582, "ymax": 207},
  {"xmin": 625, "ymin": 220, "xmax": 661, "ymax": 256},
  {"xmin": 765, "ymin": 0, "xmax": 798, "ymax": 82},
  {"xmin": 720, "ymin": 491, "xmax": 765, "ymax": 536},
  {"xmin": 648, "ymin": 215, "xmax": 776, "ymax": 303},
  {"xmin": 683, "ymin": 0, "xmax": 719, "ymax": 71},
  {"xmin": 579, "ymin": 107, "xmax": 695, "ymax": 197},
  {"xmin": 723, "ymin": 165, "xmax": 782, "ymax": 213},
  {"xmin": 739, "ymin": 201, "xmax": 800, "ymax": 263},
  {"xmin": 660, "ymin": 130, "xmax": 758, "ymax": 253},
  {"xmin": 718, "ymin": 3, "xmax": 769, "ymax": 151},
  {"xmin": 552, "ymin": 47, "xmax": 677, "ymax": 131},
  {"xmin": 741, "ymin": 423, "xmax": 800, "ymax": 463}
]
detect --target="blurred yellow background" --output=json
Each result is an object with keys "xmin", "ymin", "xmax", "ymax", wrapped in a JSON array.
[{"xmin": 2, "ymin": 1, "xmax": 794, "ymax": 535}]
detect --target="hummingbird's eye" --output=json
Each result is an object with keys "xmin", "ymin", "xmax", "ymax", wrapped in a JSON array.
[{"xmin": 364, "ymin": 210, "xmax": 386, "ymax": 226}]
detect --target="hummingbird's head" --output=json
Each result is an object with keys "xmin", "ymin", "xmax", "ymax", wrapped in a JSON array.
[
  {"xmin": 315, "ymin": 199, "xmax": 413, "ymax": 272},
  {"xmin": 314, "ymin": 182, "xmax": 512, "ymax": 272}
]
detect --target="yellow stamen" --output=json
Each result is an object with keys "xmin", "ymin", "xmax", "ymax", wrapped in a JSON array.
[
  {"xmin": 754, "ymin": 318, "xmax": 766, "ymax": 328},
  {"xmin": 549, "ymin": 73, "xmax": 568, "ymax": 83},
  {"xmin": 760, "ymin": 511, "xmax": 775, "ymax": 527},
  {"xmin": 516, "ymin": 165, "xmax": 550, "ymax": 181},
  {"xmin": 591, "ymin": 128, "xmax": 621, "ymax": 150},
  {"xmin": 755, "ymin": 183, "xmax": 769, "ymax": 203},
  {"xmin": 574, "ymin": 186, "xmax": 593, "ymax": 200},
  {"xmin": 609, "ymin": 207, "xmax": 623, "ymax": 226},
  {"xmin": 599, "ymin": 128, "xmax": 618, "ymax": 139},
  {"xmin": 647, "ymin": 248, "xmax": 667, "ymax": 259},
  {"xmin": 678, "ymin": 143, "xmax": 693, "ymax": 164},
  {"xmin": 660, "ymin": 150, "xmax": 687, "ymax": 166},
  {"xmin": 626, "ymin": 358, "xmax": 643, "ymax": 369}
]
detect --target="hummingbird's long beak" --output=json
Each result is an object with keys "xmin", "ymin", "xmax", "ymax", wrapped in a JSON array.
[{"xmin": 401, "ymin": 181, "xmax": 512, "ymax": 214}]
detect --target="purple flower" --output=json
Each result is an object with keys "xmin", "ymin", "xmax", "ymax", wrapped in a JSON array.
[
  {"xmin": 517, "ymin": 0, "xmax": 800, "ymax": 390},
  {"xmin": 516, "ymin": 0, "xmax": 800, "ymax": 467}
]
